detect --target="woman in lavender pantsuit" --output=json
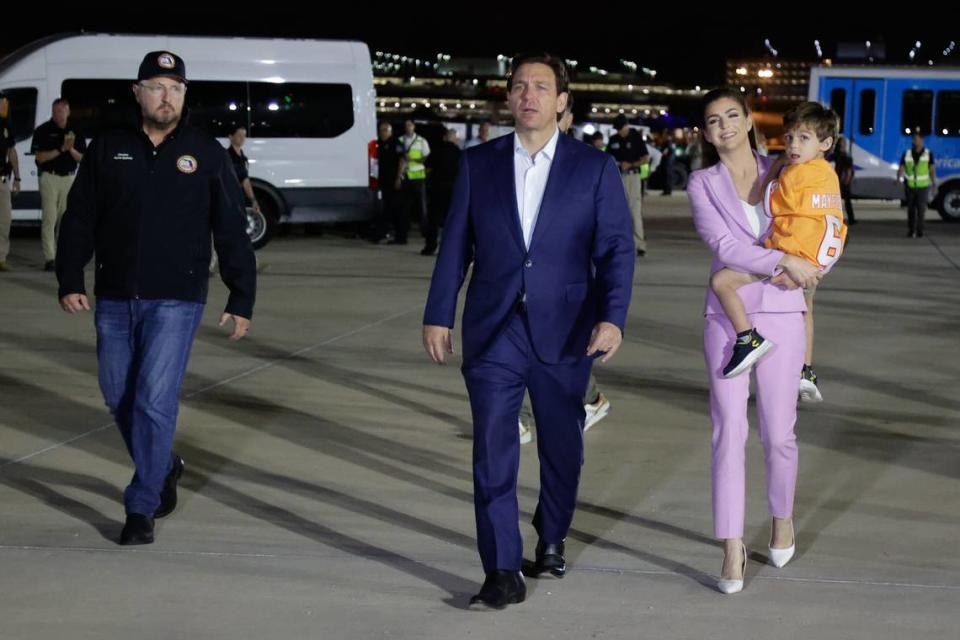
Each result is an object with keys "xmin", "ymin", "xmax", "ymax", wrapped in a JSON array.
[{"xmin": 688, "ymin": 88, "xmax": 822, "ymax": 594}]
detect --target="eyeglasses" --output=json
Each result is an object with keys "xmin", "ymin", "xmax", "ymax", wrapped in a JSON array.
[{"xmin": 139, "ymin": 82, "xmax": 185, "ymax": 97}]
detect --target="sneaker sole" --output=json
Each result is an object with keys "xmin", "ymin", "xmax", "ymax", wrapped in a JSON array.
[
  {"xmin": 583, "ymin": 401, "xmax": 611, "ymax": 432},
  {"xmin": 799, "ymin": 379, "xmax": 823, "ymax": 403},
  {"xmin": 723, "ymin": 340, "xmax": 775, "ymax": 379}
]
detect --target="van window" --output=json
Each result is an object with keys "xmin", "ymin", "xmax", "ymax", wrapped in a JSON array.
[
  {"xmin": 2, "ymin": 87, "xmax": 38, "ymax": 142},
  {"xmin": 61, "ymin": 79, "xmax": 137, "ymax": 137},
  {"xmin": 249, "ymin": 82, "xmax": 353, "ymax": 138},
  {"xmin": 184, "ymin": 81, "xmax": 248, "ymax": 137},
  {"xmin": 62, "ymin": 79, "xmax": 353, "ymax": 139}
]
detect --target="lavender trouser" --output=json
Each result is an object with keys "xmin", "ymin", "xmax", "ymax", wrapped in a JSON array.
[{"xmin": 704, "ymin": 311, "xmax": 806, "ymax": 539}]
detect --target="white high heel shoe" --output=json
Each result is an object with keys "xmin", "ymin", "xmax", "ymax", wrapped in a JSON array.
[
  {"xmin": 769, "ymin": 520, "xmax": 796, "ymax": 568},
  {"xmin": 769, "ymin": 543, "xmax": 795, "ymax": 568},
  {"xmin": 717, "ymin": 543, "xmax": 746, "ymax": 594}
]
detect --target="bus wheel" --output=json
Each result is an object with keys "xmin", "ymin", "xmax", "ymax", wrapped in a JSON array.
[{"xmin": 937, "ymin": 182, "xmax": 960, "ymax": 222}]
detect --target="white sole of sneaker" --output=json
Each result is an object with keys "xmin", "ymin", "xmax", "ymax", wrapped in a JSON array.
[
  {"xmin": 584, "ymin": 400, "xmax": 611, "ymax": 432},
  {"xmin": 799, "ymin": 378, "xmax": 823, "ymax": 403},
  {"xmin": 723, "ymin": 340, "xmax": 775, "ymax": 379},
  {"xmin": 519, "ymin": 421, "xmax": 533, "ymax": 445}
]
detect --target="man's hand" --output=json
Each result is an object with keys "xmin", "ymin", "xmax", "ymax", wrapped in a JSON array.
[
  {"xmin": 10, "ymin": 179, "xmax": 20, "ymax": 196},
  {"xmin": 586, "ymin": 321, "xmax": 623, "ymax": 364},
  {"xmin": 423, "ymin": 325, "xmax": 453, "ymax": 364},
  {"xmin": 60, "ymin": 294, "xmax": 90, "ymax": 313},
  {"xmin": 219, "ymin": 313, "xmax": 251, "ymax": 341}
]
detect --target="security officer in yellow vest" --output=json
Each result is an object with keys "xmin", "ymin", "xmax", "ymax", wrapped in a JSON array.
[
  {"xmin": 898, "ymin": 132, "xmax": 937, "ymax": 238},
  {"xmin": 396, "ymin": 119, "xmax": 433, "ymax": 255},
  {"xmin": 32, "ymin": 98, "xmax": 87, "ymax": 271},
  {"xmin": 607, "ymin": 114, "xmax": 651, "ymax": 257}
]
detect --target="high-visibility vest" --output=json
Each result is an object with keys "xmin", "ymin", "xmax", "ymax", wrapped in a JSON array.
[
  {"xmin": 903, "ymin": 149, "xmax": 932, "ymax": 189},
  {"xmin": 404, "ymin": 135, "xmax": 428, "ymax": 181}
]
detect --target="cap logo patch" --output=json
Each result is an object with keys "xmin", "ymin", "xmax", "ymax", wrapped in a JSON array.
[
  {"xmin": 177, "ymin": 155, "xmax": 198, "ymax": 174},
  {"xmin": 158, "ymin": 53, "xmax": 176, "ymax": 69}
]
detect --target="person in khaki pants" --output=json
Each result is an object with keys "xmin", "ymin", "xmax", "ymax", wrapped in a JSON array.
[
  {"xmin": 607, "ymin": 114, "xmax": 650, "ymax": 257},
  {"xmin": 31, "ymin": 98, "xmax": 86, "ymax": 271},
  {"xmin": 0, "ymin": 178, "xmax": 16, "ymax": 272},
  {"xmin": 0, "ymin": 92, "xmax": 22, "ymax": 271}
]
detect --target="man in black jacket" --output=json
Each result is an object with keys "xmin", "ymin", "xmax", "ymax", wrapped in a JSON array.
[{"xmin": 56, "ymin": 51, "xmax": 256, "ymax": 546}]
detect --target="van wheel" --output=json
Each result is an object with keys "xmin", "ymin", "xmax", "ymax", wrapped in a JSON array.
[
  {"xmin": 250, "ymin": 187, "xmax": 282, "ymax": 249},
  {"xmin": 246, "ymin": 207, "xmax": 271, "ymax": 249}
]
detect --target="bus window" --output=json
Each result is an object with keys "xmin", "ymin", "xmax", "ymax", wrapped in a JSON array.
[
  {"xmin": 935, "ymin": 91, "xmax": 960, "ymax": 137},
  {"xmin": 830, "ymin": 88, "xmax": 846, "ymax": 134},
  {"xmin": 859, "ymin": 89, "xmax": 876, "ymax": 135},
  {"xmin": 902, "ymin": 90, "xmax": 933, "ymax": 136}
]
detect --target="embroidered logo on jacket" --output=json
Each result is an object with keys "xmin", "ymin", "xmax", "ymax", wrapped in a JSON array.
[{"xmin": 177, "ymin": 155, "xmax": 198, "ymax": 174}]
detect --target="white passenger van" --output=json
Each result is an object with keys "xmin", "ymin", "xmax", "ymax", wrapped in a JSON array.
[{"xmin": 0, "ymin": 33, "xmax": 378, "ymax": 247}]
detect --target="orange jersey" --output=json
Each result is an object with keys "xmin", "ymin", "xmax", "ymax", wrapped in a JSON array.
[{"xmin": 764, "ymin": 158, "xmax": 848, "ymax": 269}]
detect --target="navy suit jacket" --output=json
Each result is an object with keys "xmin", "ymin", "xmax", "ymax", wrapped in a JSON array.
[{"xmin": 423, "ymin": 132, "xmax": 635, "ymax": 365}]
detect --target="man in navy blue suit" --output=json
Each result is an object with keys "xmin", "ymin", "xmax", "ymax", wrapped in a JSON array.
[{"xmin": 422, "ymin": 53, "xmax": 635, "ymax": 609}]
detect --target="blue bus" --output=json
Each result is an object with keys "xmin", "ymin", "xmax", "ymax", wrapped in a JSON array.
[{"xmin": 809, "ymin": 65, "xmax": 960, "ymax": 220}]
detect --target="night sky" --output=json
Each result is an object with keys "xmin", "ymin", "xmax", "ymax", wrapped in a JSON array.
[{"xmin": 7, "ymin": 7, "xmax": 959, "ymax": 87}]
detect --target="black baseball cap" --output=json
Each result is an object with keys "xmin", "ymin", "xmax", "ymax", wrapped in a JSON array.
[{"xmin": 138, "ymin": 51, "xmax": 187, "ymax": 84}]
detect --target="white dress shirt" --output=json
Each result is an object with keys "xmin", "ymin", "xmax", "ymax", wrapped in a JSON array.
[{"xmin": 514, "ymin": 127, "xmax": 560, "ymax": 249}]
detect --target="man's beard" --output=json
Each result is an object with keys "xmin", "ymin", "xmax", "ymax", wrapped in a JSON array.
[{"xmin": 143, "ymin": 106, "xmax": 180, "ymax": 129}]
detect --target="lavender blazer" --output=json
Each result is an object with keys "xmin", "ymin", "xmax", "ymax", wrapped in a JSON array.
[{"xmin": 688, "ymin": 153, "xmax": 806, "ymax": 316}]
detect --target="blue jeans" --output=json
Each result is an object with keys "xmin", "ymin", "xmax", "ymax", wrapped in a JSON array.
[{"xmin": 95, "ymin": 299, "xmax": 205, "ymax": 516}]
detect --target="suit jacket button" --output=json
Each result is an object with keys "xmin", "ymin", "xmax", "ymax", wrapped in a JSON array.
[{"xmin": 524, "ymin": 259, "xmax": 533, "ymax": 268}]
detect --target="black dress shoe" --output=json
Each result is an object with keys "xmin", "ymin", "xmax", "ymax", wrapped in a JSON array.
[
  {"xmin": 154, "ymin": 455, "xmax": 185, "ymax": 519},
  {"xmin": 420, "ymin": 246, "xmax": 437, "ymax": 256},
  {"xmin": 44, "ymin": 260, "xmax": 56, "ymax": 272},
  {"xmin": 529, "ymin": 540, "xmax": 566, "ymax": 578},
  {"xmin": 119, "ymin": 514, "xmax": 155, "ymax": 546},
  {"xmin": 468, "ymin": 570, "xmax": 526, "ymax": 609}
]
